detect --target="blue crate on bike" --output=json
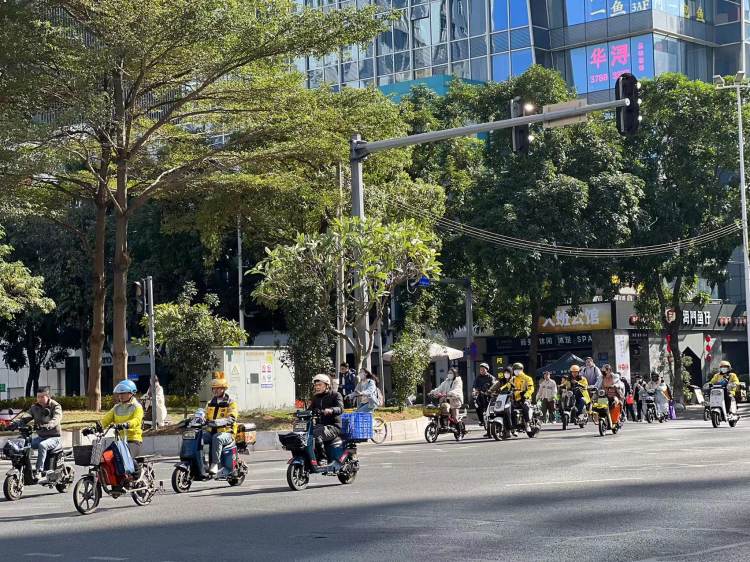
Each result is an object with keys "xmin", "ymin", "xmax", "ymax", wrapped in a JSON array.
[{"xmin": 341, "ymin": 412, "xmax": 373, "ymax": 441}]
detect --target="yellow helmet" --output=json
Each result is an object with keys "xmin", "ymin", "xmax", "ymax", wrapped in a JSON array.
[
  {"xmin": 210, "ymin": 371, "xmax": 229, "ymax": 389},
  {"xmin": 719, "ymin": 360, "xmax": 732, "ymax": 369}
]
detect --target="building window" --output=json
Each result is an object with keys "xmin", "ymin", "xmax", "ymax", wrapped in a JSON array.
[
  {"xmin": 510, "ymin": 0, "xmax": 530, "ymax": 27},
  {"xmin": 565, "ymin": 0, "xmax": 586, "ymax": 25},
  {"xmin": 413, "ymin": 14, "xmax": 431, "ymax": 49},
  {"xmin": 394, "ymin": 10, "xmax": 409, "ymax": 51},
  {"xmin": 511, "ymin": 48, "xmax": 533, "ymax": 76},
  {"xmin": 492, "ymin": 0, "xmax": 509, "ymax": 31},
  {"xmin": 451, "ymin": 0, "xmax": 469, "ymax": 40},
  {"xmin": 586, "ymin": 0, "xmax": 608, "ymax": 22},
  {"xmin": 452, "ymin": 59, "xmax": 472, "ymax": 78},
  {"xmin": 469, "ymin": 0, "xmax": 487, "ymax": 36},
  {"xmin": 432, "ymin": 0, "xmax": 449, "ymax": 43},
  {"xmin": 471, "ymin": 57, "xmax": 489, "ymax": 80},
  {"xmin": 492, "ymin": 53, "xmax": 511, "ymax": 81},
  {"xmin": 570, "ymin": 46, "xmax": 588, "ymax": 94},
  {"xmin": 609, "ymin": 0, "xmax": 630, "ymax": 17}
]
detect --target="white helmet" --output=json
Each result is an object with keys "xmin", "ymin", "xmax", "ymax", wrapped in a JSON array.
[{"xmin": 312, "ymin": 374, "xmax": 331, "ymax": 386}]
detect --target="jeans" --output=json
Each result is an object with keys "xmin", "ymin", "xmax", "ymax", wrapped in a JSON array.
[
  {"xmin": 575, "ymin": 397, "xmax": 586, "ymax": 416},
  {"xmin": 31, "ymin": 436, "xmax": 61, "ymax": 473},
  {"xmin": 127, "ymin": 441, "xmax": 142, "ymax": 459},
  {"xmin": 202, "ymin": 432, "xmax": 234, "ymax": 466},
  {"xmin": 356, "ymin": 403, "xmax": 375, "ymax": 413}
]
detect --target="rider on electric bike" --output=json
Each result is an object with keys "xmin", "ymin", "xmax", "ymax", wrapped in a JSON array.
[
  {"xmin": 596, "ymin": 365, "xmax": 625, "ymax": 427},
  {"xmin": 204, "ymin": 373, "xmax": 239, "ymax": 476},
  {"xmin": 309, "ymin": 374, "xmax": 344, "ymax": 465},
  {"xmin": 473, "ymin": 363, "xmax": 495, "ymax": 437},
  {"xmin": 562, "ymin": 365, "xmax": 591, "ymax": 416},
  {"xmin": 8, "ymin": 386, "xmax": 63, "ymax": 482},
  {"xmin": 429, "ymin": 368, "xmax": 464, "ymax": 428},
  {"xmin": 102, "ymin": 380, "xmax": 144, "ymax": 459},
  {"xmin": 508, "ymin": 362, "xmax": 534, "ymax": 433},
  {"xmin": 710, "ymin": 360, "xmax": 740, "ymax": 418}
]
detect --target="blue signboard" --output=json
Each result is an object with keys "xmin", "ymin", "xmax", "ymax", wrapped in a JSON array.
[
  {"xmin": 127, "ymin": 373, "xmax": 141, "ymax": 380},
  {"xmin": 417, "ymin": 275, "xmax": 431, "ymax": 287}
]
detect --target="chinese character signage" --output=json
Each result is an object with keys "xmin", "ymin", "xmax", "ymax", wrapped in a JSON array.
[
  {"xmin": 517, "ymin": 333, "xmax": 593, "ymax": 349},
  {"xmin": 584, "ymin": 35, "xmax": 653, "ymax": 92},
  {"xmin": 614, "ymin": 331, "xmax": 631, "ymax": 382},
  {"xmin": 589, "ymin": 0, "xmax": 607, "ymax": 20},
  {"xmin": 609, "ymin": 0, "xmax": 629, "ymax": 17},
  {"xmin": 539, "ymin": 303, "xmax": 612, "ymax": 333}
]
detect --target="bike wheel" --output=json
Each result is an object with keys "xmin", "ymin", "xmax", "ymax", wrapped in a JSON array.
[
  {"xmin": 424, "ymin": 422, "xmax": 438, "ymax": 443},
  {"xmin": 171, "ymin": 468, "xmax": 192, "ymax": 493},
  {"xmin": 703, "ymin": 408, "xmax": 710, "ymax": 421},
  {"xmin": 490, "ymin": 424, "xmax": 500, "ymax": 441},
  {"xmin": 3, "ymin": 474, "xmax": 23, "ymax": 501},
  {"xmin": 454, "ymin": 422, "xmax": 466, "ymax": 441},
  {"xmin": 132, "ymin": 465, "xmax": 156, "ymax": 507},
  {"xmin": 371, "ymin": 417, "xmax": 388, "ymax": 444},
  {"xmin": 286, "ymin": 463, "xmax": 309, "ymax": 491},
  {"xmin": 228, "ymin": 464, "xmax": 247, "ymax": 487},
  {"xmin": 598, "ymin": 419, "xmax": 606, "ymax": 437},
  {"xmin": 55, "ymin": 465, "xmax": 74, "ymax": 493},
  {"xmin": 337, "ymin": 461, "xmax": 357, "ymax": 485},
  {"xmin": 73, "ymin": 475, "xmax": 100, "ymax": 515},
  {"xmin": 646, "ymin": 410, "xmax": 654, "ymax": 423},
  {"xmin": 711, "ymin": 411, "xmax": 721, "ymax": 428},
  {"xmin": 729, "ymin": 417, "xmax": 739, "ymax": 428}
]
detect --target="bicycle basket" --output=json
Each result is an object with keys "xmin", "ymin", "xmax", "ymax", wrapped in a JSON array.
[
  {"xmin": 341, "ymin": 412, "xmax": 373, "ymax": 440},
  {"xmin": 422, "ymin": 406, "xmax": 440, "ymax": 417},
  {"xmin": 73, "ymin": 445, "xmax": 93, "ymax": 466}
]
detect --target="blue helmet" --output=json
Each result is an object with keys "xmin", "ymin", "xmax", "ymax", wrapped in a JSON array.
[{"xmin": 113, "ymin": 380, "xmax": 137, "ymax": 394}]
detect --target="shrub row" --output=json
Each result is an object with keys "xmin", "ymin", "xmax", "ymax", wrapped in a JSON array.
[{"xmin": 0, "ymin": 394, "xmax": 199, "ymax": 411}]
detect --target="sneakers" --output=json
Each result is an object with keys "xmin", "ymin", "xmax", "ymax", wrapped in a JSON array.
[{"xmin": 208, "ymin": 464, "xmax": 219, "ymax": 475}]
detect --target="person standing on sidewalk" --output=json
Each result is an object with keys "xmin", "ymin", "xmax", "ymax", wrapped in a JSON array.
[
  {"xmin": 622, "ymin": 376, "xmax": 636, "ymax": 422},
  {"xmin": 339, "ymin": 363, "xmax": 357, "ymax": 401},
  {"xmin": 537, "ymin": 371, "xmax": 557, "ymax": 424}
]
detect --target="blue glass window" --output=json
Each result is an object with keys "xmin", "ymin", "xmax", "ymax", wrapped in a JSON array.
[
  {"xmin": 630, "ymin": 0, "xmax": 650, "ymax": 12},
  {"xmin": 608, "ymin": 0, "xmax": 629, "ymax": 17},
  {"xmin": 492, "ymin": 53, "xmax": 510, "ymax": 81},
  {"xmin": 570, "ymin": 47, "xmax": 588, "ymax": 94},
  {"xmin": 510, "ymin": 0, "xmax": 529, "ymax": 27},
  {"xmin": 412, "ymin": 15, "xmax": 431, "ymax": 48},
  {"xmin": 492, "ymin": 0, "xmax": 509, "ymax": 31},
  {"xmin": 566, "ymin": 0, "xmax": 585, "ymax": 25},
  {"xmin": 586, "ymin": 42, "xmax": 609, "ymax": 91},
  {"xmin": 510, "ymin": 48, "xmax": 533, "ymax": 76},
  {"xmin": 630, "ymin": 34, "xmax": 654, "ymax": 79},
  {"xmin": 451, "ymin": 0, "xmax": 469, "ymax": 40},
  {"xmin": 586, "ymin": 0, "xmax": 607, "ymax": 21},
  {"xmin": 471, "ymin": 57, "xmax": 488, "ymax": 81},
  {"xmin": 469, "ymin": 0, "xmax": 487, "ymax": 36}
]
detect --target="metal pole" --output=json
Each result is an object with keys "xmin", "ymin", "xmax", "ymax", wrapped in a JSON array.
[
  {"xmin": 237, "ymin": 215, "xmax": 245, "ymax": 339},
  {"xmin": 350, "ymin": 134, "xmax": 371, "ymax": 372},
  {"xmin": 354, "ymin": 99, "xmax": 628, "ymax": 157},
  {"xmin": 147, "ymin": 276, "xmax": 157, "ymax": 429},
  {"xmin": 735, "ymin": 85, "xmax": 750, "ymax": 373},
  {"xmin": 336, "ymin": 163, "xmax": 347, "ymax": 372},
  {"xmin": 465, "ymin": 278, "xmax": 475, "ymax": 399}
]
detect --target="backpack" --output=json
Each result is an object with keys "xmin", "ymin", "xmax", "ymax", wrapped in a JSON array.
[{"xmin": 375, "ymin": 387, "xmax": 384, "ymax": 407}]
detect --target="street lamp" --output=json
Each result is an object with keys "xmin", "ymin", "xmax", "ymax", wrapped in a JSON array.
[{"xmin": 714, "ymin": 71, "xmax": 750, "ymax": 373}]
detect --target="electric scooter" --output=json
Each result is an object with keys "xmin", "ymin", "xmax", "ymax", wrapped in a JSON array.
[{"xmin": 708, "ymin": 383, "xmax": 740, "ymax": 428}]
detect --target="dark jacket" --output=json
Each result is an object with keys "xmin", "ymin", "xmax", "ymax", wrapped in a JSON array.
[
  {"xmin": 473, "ymin": 374, "xmax": 496, "ymax": 393},
  {"xmin": 341, "ymin": 370, "xmax": 357, "ymax": 395},
  {"xmin": 311, "ymin": 391, "xmax": 344, "ymax": 430},
  {"xmin": 18, "ymin": 399, "xmax": 62, "ymax": 438}
]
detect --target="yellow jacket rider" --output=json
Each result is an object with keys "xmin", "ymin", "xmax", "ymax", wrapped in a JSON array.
[
  {"xmin": 102, "ymin": 379, "xmax": 144, "ymax": 458},
  {"xmin": 205, "ymin": 373, "xmax": 238, "ymax": 477}
]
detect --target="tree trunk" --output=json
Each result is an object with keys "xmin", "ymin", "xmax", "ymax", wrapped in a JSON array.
[
  {"xmin": 527, "ymin": 300, "xmax": 542, "ymax": 375},
  {"xmin": 87, "ymin": 188, "xmax": 107, "ymax": 411},
  {"xmin": 112, "ymin": 163, "xmax": 130, "ymax": 383},
  {"xmin": 656, "ymin": 277, "xmax": 684, "ymax": 405},
  {"xmin": 24, "ymin": 325, "xmax": 40, "ymax": 397}
]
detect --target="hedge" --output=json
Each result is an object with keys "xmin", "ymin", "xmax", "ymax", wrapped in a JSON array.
[{"xmin": 0, "ymin": 394, "xmax": 199, "ymax": 411}]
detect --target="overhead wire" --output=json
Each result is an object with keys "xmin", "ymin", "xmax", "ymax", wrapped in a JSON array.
[{"xmin": 392, "ymin": 199, "xmax": 741, "ymax": 258}]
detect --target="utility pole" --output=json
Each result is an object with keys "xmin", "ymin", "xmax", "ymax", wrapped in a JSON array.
[
  {"xmin": 465, "ymin": 278, "xmax": 475, "ymax": 393},
  {"xmin": 335, "ymin": 163, "xmax": 347, "ymax": 371},
  {"xmin": 146, "ymin": 276, "xmax": 157, "ymax": 429},
  {"xmin": 237, "ymin": 215, "xmax": 245, "ymax": 339},
  {"xmin": 350, "ymin": 134, "xmax": 371, "ymax": 372}
]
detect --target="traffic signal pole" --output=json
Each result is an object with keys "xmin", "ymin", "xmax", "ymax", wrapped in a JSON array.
[
  {"xmin": 350, "ymin": 81, "xmax": 637, "ymax": 370},
  {"xmin": 147, "ymin": 276, "xmax": 157, "ymax": 430}
]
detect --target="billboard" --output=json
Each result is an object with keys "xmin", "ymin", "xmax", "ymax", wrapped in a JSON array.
[{"xmin": 538, "ymin": 303, "xmax": 613, "ymax": 333}]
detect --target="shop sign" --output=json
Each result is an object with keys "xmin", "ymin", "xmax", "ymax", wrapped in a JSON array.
[
  {"xmin": 539, "ymin": 303, "xmax": 612, "ymax": 333},
  {"xmin": 519, "ymin": 333, "xmax": 593, "ymax": 348}
]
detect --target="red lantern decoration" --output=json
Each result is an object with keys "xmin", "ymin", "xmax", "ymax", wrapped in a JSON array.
[
  {"xmin": 705, "ymin": 335, "xmax": 711, "ymax": 342},
  {"xmin": 707, "ymin": 354, "xmax": 712, "ymax": 362},
  {"xmin": 706, "ymin": 345, "xmax": 712, "ymax": 352}
]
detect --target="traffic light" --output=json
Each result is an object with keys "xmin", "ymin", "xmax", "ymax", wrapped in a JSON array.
[
  {"xmin": 510, "ymin": 97, "xmax": 535, "ymax": 154},
  {"xmin": 615, "ymin": 72, "xmax": 641, "ymax": 136},
  {"xmin": 133, "ymin": 280, "xmax": 146, "ymax": 315}
]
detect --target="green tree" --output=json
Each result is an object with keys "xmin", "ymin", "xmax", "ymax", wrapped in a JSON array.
[
  {"xmin": 140, "ymin": 282, "xmax": 245, "ymax": 415},
  {"xmin": 623, "ymin": 73, "xmax": 741, "ymax": 404},
  {"xmin": 0, "ymin": 227, "xmax": 54, "ymax": 321},
  {"xmin": 252, "ymin": 217, "xmax": 441, "ymax": 371},
  {"xmin": 1, "ymin": 0, "xmax": 386, "ymax": 408},
  {"xmin": 390, "ymin": 299, "xmax": 433, "ymax": 410},
  {"xmin": 402, "ymin": 68, "xmax": 643, "ymax": 373}
]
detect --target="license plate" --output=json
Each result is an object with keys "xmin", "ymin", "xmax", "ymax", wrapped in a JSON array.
[
  {"xmin": 293, "ymin": 422, "xmax": 307, "ymax": 432},
  {"xmin": 597, "ymin": 397, "xmax": 609, "ymax": 406},
  {"xmin": 182, "ymin": 430, "xmax": 197, "ymax": 439}
]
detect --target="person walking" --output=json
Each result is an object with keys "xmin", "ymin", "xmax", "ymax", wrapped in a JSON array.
[
  {"xmin": 622, "ymin": 376, "xmax": 637, "ymax": 422},
  {"xmin": 633, "ymin": 375, "xmax": 644, "ymax": 421},
  {"xmin": 537, "ymin": 371, "xmax": 557, "ymax": 424},
  {"xmin": 582, "ymin": 357, "xmax": 602, "ymax": 389}
]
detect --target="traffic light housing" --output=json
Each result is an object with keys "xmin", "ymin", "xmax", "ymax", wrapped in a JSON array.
[
  {"xmin": 615, "ymin": 72, "xmax": 641, "ymax": 136},
  {"xmin": 133, "ymin": 280, "xmax": 146, "ymax": 315},
  {"xmin": 510, "ymin": 97, "xmax": 534, "ymax": 154}
]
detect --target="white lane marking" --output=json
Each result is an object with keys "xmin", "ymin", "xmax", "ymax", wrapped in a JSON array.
[
  {"xmin": 24, "ymin": 555, "xmax": 62, "ymax": 559},
  {"xmin": 635, "ymin": 539, "xmax": 750, "ymax": 561},
  {"xmin": 507, "ymin": 477, "xmax": 644, "ymax": 488},
  {"xmin": 88, "ymin": 558, "xmax": 128, "ymax": 561}
]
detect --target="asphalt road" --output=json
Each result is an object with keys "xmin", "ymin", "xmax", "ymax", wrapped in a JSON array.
[{"xmin": 2, "ymin": 408, "xmax": 750, "ymax": 562}]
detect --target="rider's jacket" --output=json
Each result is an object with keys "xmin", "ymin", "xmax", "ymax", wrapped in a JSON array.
[
  {"xmin": 473, "ymin": 374, "xmax": 496, "ymax": 394},
  {"xmin": 709, "ymin": 372, "xmax": 740, "ymax": 395},
  {"xmin": 17, "ymin": 399, "xmax": 63, "ymax": 438},
  {"xmin": 102, "ymin": 398, "xmax": 144, "ymax": 443},
  {"xmin": 206, "ymin": 393, "xmax": 239, "ymax": 435},
  {"xmin": 510, "ymin": 373, "xmax": 534, "ymax": 402},
  {"xmin": 310, "ymin": 391, "xmax": 343, "ymax": 430},
  {"xmin": 562, "ymin": 376, "xmax": 591, "ymax": 404}
]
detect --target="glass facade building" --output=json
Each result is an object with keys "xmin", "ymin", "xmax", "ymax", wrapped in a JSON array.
[{"xmin": 297, "ymin": 0, "xmax": 748, "ymax": 99}]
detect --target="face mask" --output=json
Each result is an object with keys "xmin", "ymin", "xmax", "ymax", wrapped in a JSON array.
[
  {"xmin": 513, "ymin": 369, "xmax": 521, "ymax": 376},
  {"xmin": 720, "ymin": 367, "xmax": 729, "ymax": 374},
  {"xmin": 504, "ymin": 373, "xmax": 510, "ymax": 380}
]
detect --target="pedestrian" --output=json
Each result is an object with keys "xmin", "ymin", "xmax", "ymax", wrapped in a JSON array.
[
  {"xmin": 142, "ymin": 375, "xmax": 168, "ymax": 427},
  {"xmin": 340, "ymin": 362, "xmax": 357, "ymax": 398},
  {"xmin": 347, "ymin": 369, "xmax": 379, "ymax": 413},
  {"xmin": 582, "ymin": 357, "xmax": 602, "ymax": 389},
  {"xmin": 537, "ymin": 371, "xmax": 557, "ymax": 423},
  {"xmin": 623, "ymin": 376, "xmax": 637, "ymax": 422},
  {"xmin": 633, "ymin": 374, "xmax": 644, "ymax": 421}
]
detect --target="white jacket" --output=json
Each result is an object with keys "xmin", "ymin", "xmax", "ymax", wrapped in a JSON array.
[
  {"xmin": 537, "ymin": 378, "xmax": 557, "ymax": 401},
  {"xmin": 432, "ymin": 376, "xmax": 464, "ymax": 408}
]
